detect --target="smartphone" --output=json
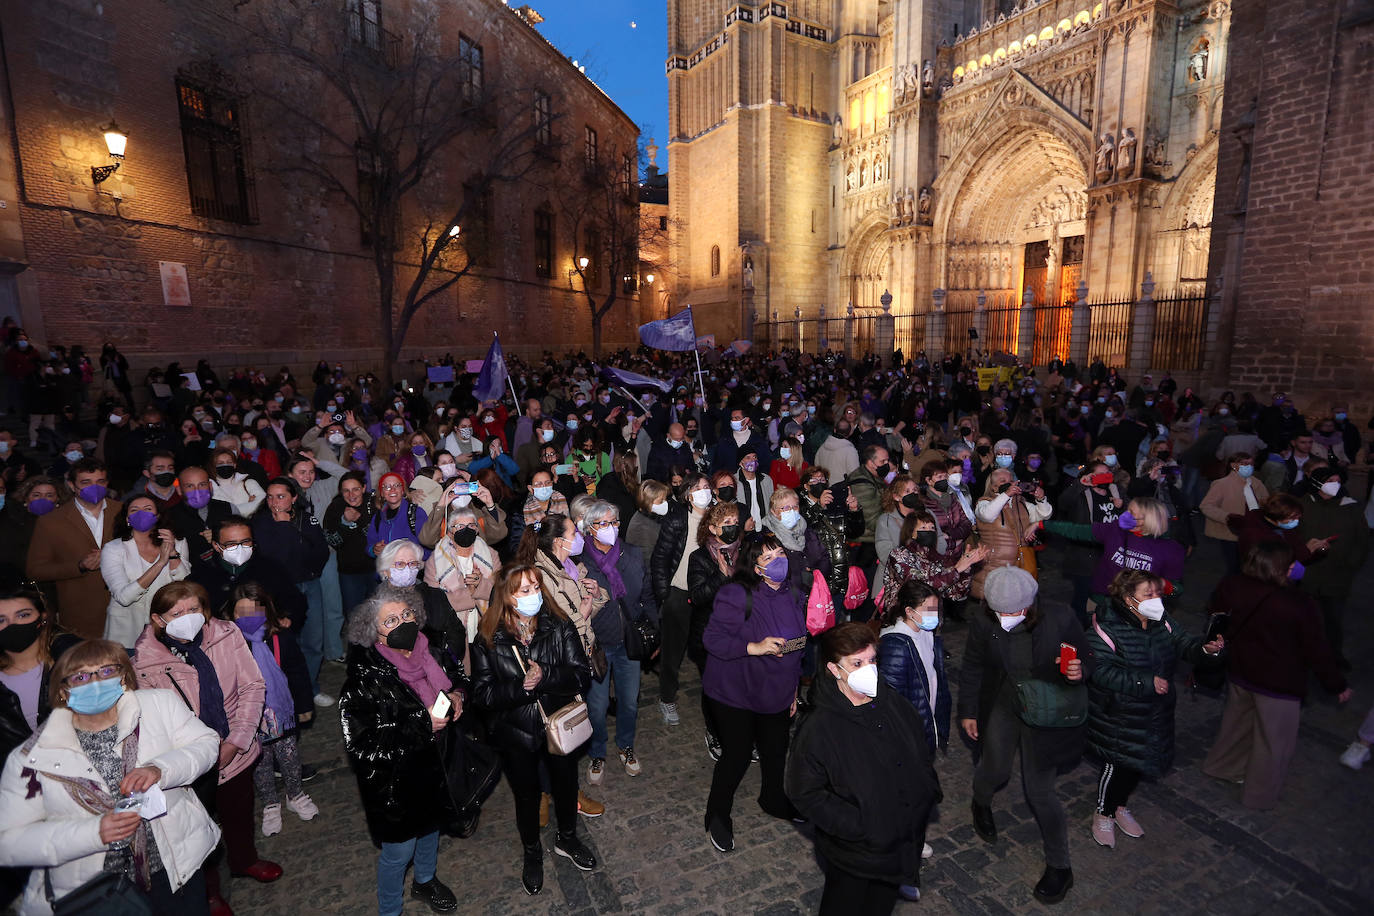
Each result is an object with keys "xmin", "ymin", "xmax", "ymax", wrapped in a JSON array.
[
  {"xmin": 430, "ymin": 692, "xmax": 452, "ymax": 719},
  {"xmin": 463, "ymin": 481, "xmax": 481, "ymax": 495},
  {"xmin": 1059, "ymin": 643, "xmax": 1077, "ymax": 675},
  {"xmin": 828, "ymin": 482, "xmax": 850, "ymax": 504},
  {"xmin": 554, "ymin": 463, "xmax": 574, "ymax": 477}
]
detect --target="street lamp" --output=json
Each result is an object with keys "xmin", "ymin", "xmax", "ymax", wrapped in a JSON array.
[
  {"xmin": 92, "ymin": 120, "xmax": 127, "ymax": 185},
  {"xmin": 578, "ymin": 257, "xmax": 589, "ymax": 270},
  {"xmin": 448, "ymin": 224, "xmax": 461, "ymax": 238},
  {"xmin": 645, "ymin": 273, "xmax": 655, "ymax": 284}
]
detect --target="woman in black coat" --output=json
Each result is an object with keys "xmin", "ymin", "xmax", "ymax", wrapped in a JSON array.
[
  {"xmin": 648, "ymin": 472, "xmax": 714, "ymax": 725},
  {"xmin": 338, "ymin": 585, "xmax": 464, "ymax": 916},
  {"xmin": 686, "ymin": 501, "xmax": 743, "ymax": 758},
  {"xmin": 470, "ymin": 563, "xmax": 594, "ymax": 896},
  {"xmin": 788, "ymin": 622, "xmax": 940, "ymax": 916},
  {"xmin": 957, "ymin": 566, "xmax": 1089, "ymax": 906}
]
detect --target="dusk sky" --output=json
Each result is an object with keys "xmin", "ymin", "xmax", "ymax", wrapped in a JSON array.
[{"xmin": 533, "ymin": 1, "xmax": 669, "ymax": 162}]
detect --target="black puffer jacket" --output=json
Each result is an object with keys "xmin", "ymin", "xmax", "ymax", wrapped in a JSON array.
[
  {"xmin": 338, "ymin": 644, "xmax": 459, "ymax": 845},
  {"xmin": 649, "ymin": 502, "xmax": 694, "ymax": 602},
  {"xmin": 801, "ymin": 497, "xmax": 863, "ymax": 594},
  {"xmin": 0, "ymin": 633, "xmax": 81, "ymax": 760},
  {"xmin": 470, "ymin": 610, "xmax": 590, "ymax": 753},
  {"xmin": 786, "ymin": 672, "xmax": 940, "ymax": 886},
  {"xmin": 1084, "ymin": 599, "xmax": 1211, "ymax": 778}
]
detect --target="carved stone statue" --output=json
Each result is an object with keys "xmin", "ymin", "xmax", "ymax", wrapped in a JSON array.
[
  {"xmin": 845, "ymin": 164, "xmax": 856, "ymax": 191},
  {"xmin": 1094, "ymin": 132, "xmax": 1117, "ymax": 184},
  {"xmin": 922, "ymin": 60, "xmax": 935, "ymax": 98},
  {"xmin": 917, "ymin": 186, "xmax": 932, "ymax": 222},
  {"xmin": 742, "ymin": 247, "xmax": 755, "ymax": 289},
  {"xmin": 1116, "ymin": 127, "xmax": 1137, "ymax": 180},
  {"xmin": 903, "ymin": 186, "xmax": 916, "ymax": 223},
  {"xmin": 1188, "ymin": 43, "xmax": 1209, "ymax": 82},
  {"xmin": 892, "ymin": 192, "xmax": 904, "ymax": 223},
  {"xmin": 832, "ymin": 114, "xmax": 844, "ymax": 147},
  {"xmin": 903, "ymin": 64, "xmax": 920, "ymax": 102}
]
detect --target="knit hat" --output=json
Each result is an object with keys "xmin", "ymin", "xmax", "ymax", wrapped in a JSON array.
[{"xmin": 984, "ymin": 566, "xmax": 1038, "ymax": 613}]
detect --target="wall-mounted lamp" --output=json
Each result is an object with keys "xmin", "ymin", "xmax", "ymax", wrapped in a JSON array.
[
  {"xmin": 92, "ymin": 120, "xmax": 127, "ymax": 185},
  {"xmin": 577, "ymin": 257, "xmax": 589, "ymax": 270},
  {"xmin": 645, "ymin": 273, "xmax": 655, "ymax": 284},
  {"xmin": 448, "ymin": 224, "xmax": 461, "ymax": 238}
]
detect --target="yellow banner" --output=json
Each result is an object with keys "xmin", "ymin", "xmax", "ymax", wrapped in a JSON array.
[{"xmin": 976, "ymin": 368, "xmax": 998, "ymax": 389}]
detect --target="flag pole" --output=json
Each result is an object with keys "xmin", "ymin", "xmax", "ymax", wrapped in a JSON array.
[
  {"xmin": 689, "ymin": 307, "xmax": 708, "ymax": 407},
  {"xmin": 496, "ymin": 332, "xmax": 521, "ymax": 417}
]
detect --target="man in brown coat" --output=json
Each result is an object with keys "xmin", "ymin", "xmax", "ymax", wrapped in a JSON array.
[{"xmin": 26, "ymin": 457, "xmax": 122, "ymax": 638}]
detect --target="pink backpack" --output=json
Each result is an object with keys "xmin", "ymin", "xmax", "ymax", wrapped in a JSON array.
[
  {"xmin": 843, "ymin": 565, "xmax": 869, "ymax": 610},
  {"xmin": 807, "ymin": 569, "xmax": 836, "ymax": 635}
]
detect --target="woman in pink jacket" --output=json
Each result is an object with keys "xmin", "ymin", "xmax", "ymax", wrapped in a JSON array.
[{"xmin": 134, "ymin": 581, "xmax": 282, "ymax": 912}]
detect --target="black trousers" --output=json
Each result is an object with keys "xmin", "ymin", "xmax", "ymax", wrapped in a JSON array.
[
  {"xmin": 704, "ymin": 697, "xmax": 792, "ymax": 830},
  {"xmin": 971, "ymin": 699, "xmax": 1071, "ymax": 868},
  {"xmin": 502, "ymin": 745, "xmax": 579, "ymax": 846},
  {"xmin": 1096, "ymin": 762, "xmax": 1141, "ymax": 816},
  {"xmin": 1315, "ymin": 593, "xmax": 1348, "ymax": 660},
  {"xmin": 148, "ymin": 866, "xmax": 209, "ymax": 916},
  {"xmin": 658, "ymin": 587, "xmax": 691, "ymax": 704},
  {"xmin": 818, "ymin": 863, "xmax": 899, "ymax": 916}
]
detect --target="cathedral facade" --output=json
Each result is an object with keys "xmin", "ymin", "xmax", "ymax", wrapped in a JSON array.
[{"xmin": 668, "ymin": 0, "xmax": 1229, "ymax": 365}]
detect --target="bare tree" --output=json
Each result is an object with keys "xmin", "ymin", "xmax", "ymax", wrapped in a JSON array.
[
  {"xmin": 232, "ymin": 1, "xmax": 558, "ymax": 387},
  {"xmin": 560, "ymin": 144, "xmax": 663, "ymax": 356}
]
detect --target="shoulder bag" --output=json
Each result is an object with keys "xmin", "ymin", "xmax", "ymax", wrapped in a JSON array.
[
  {"xmin": 620, "ymin": 598, "xmax": 661, "ymax": 662},
  {"xmin": 45, "ymin": 869, "xmax": 151, "ymax": 916},
  {"xmin": 512, "ymin": 645, "xmax": 592, "ymax": 756},
  {"xmin": 1012, "ymin": 677, "xmax": 1088, "ymax": 728}
]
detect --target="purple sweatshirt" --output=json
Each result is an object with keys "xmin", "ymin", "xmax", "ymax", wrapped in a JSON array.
[
  {"xmin": 1091, "ymin": 522, "xmax": 1186, "ymax": 594},
  {"xmin": 702, "ymin": 581, "xmax": 806, "ymax": 714}
]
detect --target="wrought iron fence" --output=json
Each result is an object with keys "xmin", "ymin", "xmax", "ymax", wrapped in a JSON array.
[
  {"xmin": 1088, "ymin": 296, "xmax": 1134, "ymax": 367},
  {"xmin": 1151, "ymin": 292, "xmax": 1209, "ymax": 371},
  {"xmin": 1032, "ymin": 304, "xmax": 1073, "ymax": 367},
  {"xmin": 984, "ymin": 305, "xmax": 1020, "ymax": 355}
]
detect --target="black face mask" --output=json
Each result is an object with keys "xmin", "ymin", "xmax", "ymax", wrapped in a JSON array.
[
  {"xmin": 1156, "ymin": 451, "xmax": 1171, "ymax": 461},
  {"xmin": 0, "ymin": 619, "xmax": 41, "ymax": 653},
  {"xmin": 152, "ymin": 472, "xmax": 176, "ymax": 488},
  {"xmin": 686, "ymin": 429, "xmax": 698, "ymax": 439},
  {"xmin": 214, "ymin": 465, "xmax": 236, "ymax": 480},
  {"xmin": 718, "ymin": 525, "xmax": 741, "ymax": 545},
  {"xmin": 808, "ymin": 483, "xmax": 827, "ymax": 498},
  {"xmin": 901, "ymin": 493, "xmax": 922, "ymax": 510},
  {"xmin": 384, "ymin": 620, "xmax": 420, "ymax": 652},
  {"xmin": 717, "ymin": 486, "xmax": 737, "ymax": 503},
  {"xmin": 874, "ymin": 462, "xmax": 892, "ymax": 479},
  {"xmin": 452, "ymin": 527, "xmax": 479, "ymax": 549},
  {"xmin": 931, "ymin": 479, "xmax": 950, "ymax": 493},
  {"xmin": 976, "ymin": 445, "xmax": 991, "ymax": 456},
  {"xmin": 914, "ymin": 530, "xmax": 937, "ymax": 548},
  {"xmin": 959, "ymin": 427, "xmax": 972, "ymax": 437}
]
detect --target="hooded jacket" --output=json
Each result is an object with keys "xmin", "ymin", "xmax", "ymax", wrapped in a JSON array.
[
  {"xmin": 786, "ymin": 672, "xmax": 939, "ymax": 886},
  {"xmin": 878, "ymin": 620, "xmax": 950, "ymax": 753}
]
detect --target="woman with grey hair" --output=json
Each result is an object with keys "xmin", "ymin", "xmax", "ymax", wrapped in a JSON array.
[
  {"xmin": 374, "ymin": 537, "xmax": 474, "ymax": 683},
  {"xmin": 339, "ymin": 585, "xmax": 465, "ymax": 916},
  {"xmin": 575, "ymin": 500, "xmax": 658, "ymax": 787},
  {"xmin": 423, "ymin": 502, "xmax": 501, "ymax": 676}
]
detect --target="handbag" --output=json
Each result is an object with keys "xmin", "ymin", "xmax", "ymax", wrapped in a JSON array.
[
  {"xmin": 45, "ymin": 868, "xmax": 152, "ymax": 916},
  {"xmin": 1012, "ymin": 678, "xmax": 1088, "ymax": 728},
  {"xmin": 806, "ymin": 569, "xmax": 836, "ymax": 636},
  {"xmin": 620, "ymin": 598, "xmax": 661, "ymax": 662},
  {"xmin": 512, "ymin": 647, "xmax": 592, "ymax": 756},
  {"xmin": 843, "ymin": 565, "xmax": 869, "ymax": 611},
  {"xmin": 435, "ymin": 723, "xmax": 502, "ymax": 827}
]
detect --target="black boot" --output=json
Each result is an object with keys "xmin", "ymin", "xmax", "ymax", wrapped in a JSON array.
[
  {"xmin": 521, "ymin": 843, "xmax": 544, "ymax": 895},
  {"xmin": 971, "ymin": 801, "xmax": 997, "ymax": 843},
  {"xmin": 1033, "ymin": 866, "xmax": 1074, "ymax": 904},
  {"xmin": 410, "ymin": 876, "xmax": 457, "ymax": 913},
  {"xmin": 553, "ymin": 832, "xmax": 597, "ymax": 870}
]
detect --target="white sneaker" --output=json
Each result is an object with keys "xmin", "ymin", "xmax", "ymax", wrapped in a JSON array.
[
  {"xmin": 286, "ymin": 793, "xmax": 319, "ymax": 821},
  {"xmin": 659, "ymin": 700, "xmax": 679, "ymax": 726},
  {"xmin": 922, "ymin": 842, "xmax": 933, "ymax": 859},
  {"xmin": 313, "ymin": 692, "xmax": 335, "ymax": 707},
  {"xmin": 261, "ymin": 803, "xmax": 282, "ymax": 836},
  {"xmin": 619, "ymin": 746, "xmax": 642, "ymax": 777},
  {"xmin": 1340, "ymin": 741, "xmax": 1371, "ymax": 770},
  {"xmin": 587, "ymin": 757, "xmax": 605, "ymax": 786}
]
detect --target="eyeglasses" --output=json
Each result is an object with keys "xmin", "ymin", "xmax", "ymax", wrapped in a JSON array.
[
  {"xmin": 381, "ymin": 609, "xmax": 417, "ymax": 630},
  {"xmin": 64, "ymin": 665, "xmax": 122, "ymax": 687},
  {"xmin": 588, "ymin": 518, "xmax": 617, "ymax": 530},
  {"xmin": 391, "ymin": 561, "xmax": 423, "ymax": 571}
]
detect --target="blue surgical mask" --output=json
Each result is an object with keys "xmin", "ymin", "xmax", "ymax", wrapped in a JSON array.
[
  {"xmin": 1276, "ymin": 518, "xmax": 1299, "ymax": 530},
  {"xmin": 532, "ymin": 485, "xmax": 554, "ymax": 501},
  {"xmin": 66, "ymin": 678, "xmax": 124, "ymax": 715},
  {"xmin": 994, "ymin": 455, "xmax": 1013, "ymax": 468},
  {"xmin": 566, "ymin": 419, "xmax": 579, "ymax": 431},
  {"xmin": 515, "ymin": 592, "xmax": 543, "ymax": 617},
  {"xmin": 1104, "ymin": 454, "xmax": 1118, "ymax": 467},
  {"xmin": 779, "ymin": 447, "xmax": 791, "ymax": 460},
  {"xmin": 1334, "ymin": 412, "xmax": 1347, "ymax": 422},
  {"xmin": 64, "ymin": 449, "xmax": 83, "ymax": 463},
  {"xmin": 917, "ymin": 611, "xmax": 940, "ymax": 631},
  {"xmin": 1237, "ymin": 465, "xmax": 1253, "ymax": 478},
  {"xmin": 779, "ymin": 509, "xmax": 801, "ymax": 529}
]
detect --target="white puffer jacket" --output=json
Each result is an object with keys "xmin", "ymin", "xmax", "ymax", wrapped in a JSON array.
[{"xmin": 0, "ymin": 689, "xmax": 220, "ymax": 914}]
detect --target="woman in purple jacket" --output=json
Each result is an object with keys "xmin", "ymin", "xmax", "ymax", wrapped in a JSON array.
[
  {"xmin": 1090, "ymin": 497, "xmax": 1186, "ymax": 605},
  {"xmin": 702, "ymin": 532, "xmax": 807, "ymax": 854}
]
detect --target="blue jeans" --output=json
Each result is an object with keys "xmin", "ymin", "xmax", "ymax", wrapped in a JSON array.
[
  {"xmin": 320, "ymin": 552, "xmax": 344, "ymax": 660},
  {"xmin": 297, "ymin": 578, "xmax": 324, "ymax": 692},
  {"xmin": 376, "ymin": 831, "xmax": 438, "ymax": 916},
  {"xmin": 338, "ymin": 571, "xmax": 375, "ymax": 626},
  {"xmin": 586, "ymin": 642, "xmax": 640, "ymax": 759}
]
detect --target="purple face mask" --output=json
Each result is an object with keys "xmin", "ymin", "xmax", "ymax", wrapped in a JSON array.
[
  {"xmin": 352, "ymin": 448, "xmax": 368, "ymax": 463},
  {"xmin": 961, "ymin": 459, "xmax": 973, "ymax": 476},
  {"xmin": 1027, "ymin": 457, "xmax": 1043, "ymax": 471},
  {"xmin": 184, "ymin": 488, "xmax": 212, "ymax": 510},
  {"xmin": 763, "ymin": 555, "xmax": 789, "ymax": 581},
  {"xmin": 128, "ymin": 509, "xmax": 159, "ymax": 532},
  {"xmin": 567, "ymin": 530, "xmax": 585, "ymax": 555},
  {"xmin": 27, "ymin": 497, "xmax": 56, "ymax": 516},
  {"xmin": 78, "ymin": 484, "xmax": 108, "ymax": 504},
  {"xmin": 411, "ymin": 445, "xmax": 426, "ymax": 457}
]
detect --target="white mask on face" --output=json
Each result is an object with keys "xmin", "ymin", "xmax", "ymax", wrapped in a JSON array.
[
  {"xmin": 221, "ymin": 544, "xmax": 252, "ymax": 566},
  {"xmin": 947, "ymin": 472, "xmax": 964, "ymax": 488},
  {"xmin": 439, "ymin": 464, "xmax": 458, "ymax": 480},
  {"xmin": 691, "ymin": 489, "xmax": 713, "ymax": 508},
  {"xmin": 841, "ymin": 663, "xmax": 879, "ymax": 698},
  {"xmin": 1320, "ymin": 480, "xmax": 1341, "ymax": 497},
  {"xmin": 998, "ymin": 612, "xmax": 1026, "ymax": 632},
  {"xmin": 388, "ymin": 565, "xmax": 419, "ymax": 588},
  {"xmin": 651, "ymin": 501, "xmax": 669, "ymax": 516},
  {"xmin": 165, "ymin": 612, "xmax": 205, "ymax": 641},
  {"xmin": 779, "ymin": 509, "xmax": 801, "ymax": 529},
  {"xmin": 1136, "ymin": 597, "xmax": 1166, "ymax": 621}
]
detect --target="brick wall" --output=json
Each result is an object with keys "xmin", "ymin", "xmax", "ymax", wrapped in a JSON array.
[
  {"xmin": 0, "ymin": 0, "xmax": 643, "ymax": 374},
  {"xmin": 1209, "ymin": 0, "xmax": 1374, "ymax": 420}
]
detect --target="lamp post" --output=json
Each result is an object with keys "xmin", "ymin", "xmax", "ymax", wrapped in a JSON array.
[{"xmin": 91, "ymin": 120, "xmax": 127, "ymax": 185}]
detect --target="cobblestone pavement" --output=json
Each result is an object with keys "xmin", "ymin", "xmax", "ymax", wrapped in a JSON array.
[{"xmin": 214, "ymin": 528, "xmax": 1372, "ymax": 916}]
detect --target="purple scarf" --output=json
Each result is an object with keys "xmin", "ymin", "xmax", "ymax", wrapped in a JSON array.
[
  {"xmin": 588, "ymin": 541, "xmax": 626, "ymax": 599},
  {"xmin": 377, "ymin": 632, "xmax": 452, "ymax": 710},
  {"xmin": 237, "ymin": 619, "xmax": 296, "ymax": 740}
]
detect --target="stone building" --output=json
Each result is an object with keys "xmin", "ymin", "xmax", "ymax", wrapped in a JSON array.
[
  {"xmin": 668, "ymin": 0, "xmax": 1229, "ymax": 375},
  {"xmin": 0, "ymin": 0, "xmax": 642, "ymax": 378},
  {"xmin": 638, "ymin": 140, "xmax": 675, "ymax": 323}
]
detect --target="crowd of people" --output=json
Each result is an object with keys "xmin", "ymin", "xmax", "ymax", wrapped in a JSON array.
[{"xmin": 0, "ymin": 317, "xmax": 1370, "ymax": 915}]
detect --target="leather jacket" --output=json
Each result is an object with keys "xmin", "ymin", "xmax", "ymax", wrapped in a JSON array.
[
  {"xmin": 470, "ymin": 610, "xmax": 591, "ymax": 753},
  {"xmin": 649, "ymin": 503, "xmax": 693, "ymax": 602}
]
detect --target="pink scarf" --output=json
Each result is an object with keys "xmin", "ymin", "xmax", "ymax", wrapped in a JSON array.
[{"xmin": 376, "ymin": 632, "xmax": 452, "ymax": 710}]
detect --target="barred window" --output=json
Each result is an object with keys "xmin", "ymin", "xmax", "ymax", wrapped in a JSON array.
[
  {"xmin": 459, "ymin": 34, "xmax": 483, "ymax": 103},
  {"xmin": 534, "ymin": 90, "xmax": 552, "ymax": 146},
  {"xmin": 176, "ymin": 78, "xmax": 257, "ymax": 224},
  {"xmin": 584, "ymin": 126, "xmax": 598, "ymax": 172},
  {"xmin": 534, "ymin": 207, "xmax": 554, "ymax": 278}
]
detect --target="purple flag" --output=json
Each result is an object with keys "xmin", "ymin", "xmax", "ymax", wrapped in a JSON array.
[
  {"xmin": 600, "ymin": 365, "xmax": 671, "ymax": 392},
  {"xmin": 638, "ymin": 307, "xmax": 697, "ymax": 352},
  {"xmin": 473, "ymin": 335, "xmax": 508, "ymax": 402}
]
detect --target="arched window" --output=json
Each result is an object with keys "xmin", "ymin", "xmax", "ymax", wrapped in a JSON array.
[{"xmin": 710, "ymin": 245, "xmax": 721, "ymax": 277}]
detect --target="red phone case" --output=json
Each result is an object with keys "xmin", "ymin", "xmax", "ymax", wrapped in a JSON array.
[{"xmin": 1059, "ymin": 643, "xmax": 1077, "ymax": 674}]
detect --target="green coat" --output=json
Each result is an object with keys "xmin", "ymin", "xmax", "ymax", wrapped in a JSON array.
[
  {"xmin": 1295, "ymin": 491, "xmax": 1370, "ymax": 599},
  {"xmin": 1084, "ymin": 600, "xmax": 1211, "ymax": 778},
  {"xmin": 845, "ymin": 466, "xmax": 884, "ymax": 544}
]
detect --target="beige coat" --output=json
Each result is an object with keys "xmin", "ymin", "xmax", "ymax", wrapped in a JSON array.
[
  {"xmin": 1200, "ymin": 472, "xmax": 1269, "ymax": 541},
  {"xmin": 26, "ymin": 499, "xmax": 123, "ymax": 639},
  {"xmin": 533, "ymin": 549, "xmax": 606, "ymax": 658}
]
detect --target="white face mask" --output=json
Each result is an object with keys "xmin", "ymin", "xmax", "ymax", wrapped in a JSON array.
[
  {"xmin": 947, "ymin": 472, "xmax": 964, "ymax": 488},
  {"xmin": 1136, "ymin": 597, "xmax": 1166, "ymax": 621},
  {"xmin": 328, "ymin": 432, "xmax": 345, "ymax": 446},
  {"xmin": 841, "ymin": 663, "xmax": 879, "ymax": 698},
  {"xmin": 540, "ymin": 429, "xmax": 554, "ymax": 442},
  {"xmin": 998, "ymin": 612, "xmax": 1026, "ymax": 632},
  {"xmin": 458, "ymin": 427, "xmax": 473, "ymax": 439},
  {"xmin": 779, "ymin": 509, "xmax": 801, "ymax": 529},
  {"xmin": 388, "ymin": 566, "xmax": 419, "ymax": 588},
  {"xmin": 515, "ymin": 593, "xmax": 543, "ymax": 617},
  {"xmin": 221, "ymin": 544, "xmax": 253, "ymax": 567},
  {"xmin": 165, "ymin": 612, "xmax": 205, "ymax": 641},
  {"xmin": 691, "ymin": 489, "xmax": 713, "ymax": 509},
  {"xmin": 1320, "ymin": 480, "xmax": 1341, "ymax": 497},
  {"xmin": 439, "ymin": 464, "xmax": 458, "ymax": 480},
  {"xmin": 650, "ymin": 501, "xmax": 668, "ymax": 516},
  {"xmin": 453, "ymin": 493, "xmax": 472, "ymax": 508}
]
